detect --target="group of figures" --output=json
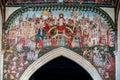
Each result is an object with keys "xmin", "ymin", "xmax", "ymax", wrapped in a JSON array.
[
  {"xmin": 3, "ymin": 46, "xmax": 115, "ymax": 80},
  {"xmin": 4, "ymin": 9, "xmax": 115, "ymax": 80}
]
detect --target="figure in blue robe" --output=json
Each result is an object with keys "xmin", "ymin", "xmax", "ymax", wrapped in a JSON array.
[
  {"xmin": 35, "ymin": 28, "xmax": 45, "ymax": 38},
  {"xmin": 43, "ymin": 37, "xmax": 47, "ymax": 47},
  {"xmin": 60, "ymin": 37, "xmax": 65, "ymax": 46}
]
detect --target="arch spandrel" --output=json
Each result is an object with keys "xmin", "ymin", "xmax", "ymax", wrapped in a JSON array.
[{"xmin": 20, "ymin": 47, "xmax": 102, "ymax": 80}]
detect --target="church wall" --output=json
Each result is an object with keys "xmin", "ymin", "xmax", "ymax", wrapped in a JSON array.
[{"xmin": 2, "ymin": 5, "xmax": 116, "ymax": 80}]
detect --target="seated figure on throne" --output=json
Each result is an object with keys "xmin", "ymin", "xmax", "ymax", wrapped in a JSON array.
[
  {"xmin": 57, "ymin": 13, "xmax": 66, "ymax": 33},
  {"xmin": 58, "ymin": 13, "xmax": 66, "ymax": 26}
]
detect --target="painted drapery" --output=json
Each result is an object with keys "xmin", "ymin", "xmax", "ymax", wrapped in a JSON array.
[{"xmin": 4, "ymin": 5, "xmax": 115, "ymax": 80}]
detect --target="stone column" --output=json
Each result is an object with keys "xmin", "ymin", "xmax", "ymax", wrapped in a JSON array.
[
  {"xmin": 0, "ymin": 8, "xmax": 3, "ymax": 80},
  {"xmin": 116, "ymin": 11, "xmax": 120, "ymax": 80}
]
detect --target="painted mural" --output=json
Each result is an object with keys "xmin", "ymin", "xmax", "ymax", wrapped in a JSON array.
[{"xmin": 4, "ymin": 5, "xmax": 115, "ymax": 80}]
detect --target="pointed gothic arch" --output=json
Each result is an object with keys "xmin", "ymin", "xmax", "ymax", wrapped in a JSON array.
[{"xmin": 20, "ymin": 47, "xmax": 102, "ymax": 80}]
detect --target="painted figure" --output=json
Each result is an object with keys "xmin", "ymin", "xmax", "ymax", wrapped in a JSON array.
[
  {"xmin": 19, "ymin": 52, "xmax": 25, "ymax": 66},
  {"xmin": 67, "ymin": 37, "xmax": 72, "ymax": 46},
  {"xmin": 21, "ymin": 38, "xmax": 26, "ymax": 46},
  {"xmin": 38, "ymin": 38, "xmax": 43, "ymax": 48},
  {"xmin": 75, "ymin": 38, "xmax": 79, "ymax": 47},
  {"xmin": 72, "ymin": 38, "xmax": 75, "ymax": 47},
  {"xmin": 35, "ymin": 27, "xmax": 45, "ymax": 38},
  {"xmin": 71, "ymin": 11, "xmax": 80, "ymax": 29},
  {"xmin": 79, "ymin": 39, "xmax": 83, "ymax": 47},
  {"xmin": 58, "ymin": 13, "xmax": 66, "ymax": 26},
  {"xmin": 60, "ymin": 37, "xmax": 65, "ymax": 46},
  {"xmin": 51, "ymin": 38, "xmax": 57, "ymax": 46},
  {"xmin": 33, "ymin": 50, "xmax": 39, "ymax": 60},
  {"xmin": 16, "ymin": 43, "xmax": 23, "ymax": 52},
  {"xmin": 27, "ymin": 51, "xmax": 34, "ymax": 60},
  {"xmin": 46, "ymin": 37, "xmax": 50, "ymax": 46},
  {"xmin": 57, "ymin": 37, "xmax": 61, "ymax": 46},
  {"xmin": 43, "ymin": 37, "xmax": 47, "ymax": 47}
]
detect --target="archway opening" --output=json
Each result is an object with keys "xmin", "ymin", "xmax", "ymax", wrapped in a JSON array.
[{"xmin": 29, "ymin": 56, "xmax": 93, "ymax": 80}]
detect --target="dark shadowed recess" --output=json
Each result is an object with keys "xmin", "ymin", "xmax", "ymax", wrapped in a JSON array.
[{"xmin": 29, "ymin": 56, "xmax": 93, "ymax": 80}]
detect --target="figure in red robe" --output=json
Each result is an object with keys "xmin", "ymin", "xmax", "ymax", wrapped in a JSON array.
[
  {"xmin": 57, "ymin": 13, "xmax": 66, "ymax": 32},
  {"xmin": 38, "ymin": 38, "xmax": 43, "ymax": 48},
  {"xmin": 44, "ymin": 23, "xmax": 49, "ymax": 31},
  {"xmin": 99, "ymin": 36, "xmax": 103, "ymax": 44},
  {"xmin": 67, "ymin": 38, "xmax": 72, "ymax": 46},
  {"xmin": 105, "ymin": 52, "xmax": 115, "ymax": 80},
  {"xmin": 19, "ymin": 53, "xmax": 25, "ymax": 66},
  {"xmin": 106, "ymin": 53, "xmax": 115, "ymax": 72},
  {"xmin": 58, "ymin": 13, "xmax": 65, "ymax": 26},
  {"xmin": 44, "ymin": 20, "xmax": 50, "ymax": 31},
  {"xmin": 79, "ymin": 39, "xmax": 83, "ymax": 47},
  {"xmin": 21, "ymin": 38, "xmax": 26, "ymax": 46},
  {"xmin": 51, "ymin": 38, "xmax": 57, "ymax": 46}
]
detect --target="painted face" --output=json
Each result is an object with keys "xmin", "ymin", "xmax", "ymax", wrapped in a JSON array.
[{"xmin": 59, "ymin": 13, "xmax": 64, "ymax": 18}]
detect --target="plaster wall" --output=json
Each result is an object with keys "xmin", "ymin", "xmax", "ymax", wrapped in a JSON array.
[
  {"xmin": 6, "ymin": 7, "xmax": 20, "ymax": 21},
  {"xmin": 101, "ymin": 8, "xmax": 114, "ymax": 22}
]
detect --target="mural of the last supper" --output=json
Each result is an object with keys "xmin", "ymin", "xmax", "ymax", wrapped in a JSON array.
[{"xmin": 4, "ymin": 5, "xmax": 115, "ymax": 80}]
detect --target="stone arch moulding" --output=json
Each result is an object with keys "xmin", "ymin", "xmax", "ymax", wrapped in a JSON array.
[{"xmin": 19, "ymin": 47, "xmax": 102, "ymax": 80}]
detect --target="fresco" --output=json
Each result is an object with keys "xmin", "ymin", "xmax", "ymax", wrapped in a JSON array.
[{"xmin": 4, "ymin": 5, "xmax": 115, "ymax": 80}]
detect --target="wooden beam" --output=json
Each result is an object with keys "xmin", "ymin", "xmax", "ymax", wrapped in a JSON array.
[
  {"xmin": 115, "ymin": 0, "xmax": 120, "ymax": 26},
  {"xmin": 1, "ymin": 0, "xmax": 5, "ymax": 7},
  {"xmin": 4, "ymin": 0, "xmax": 9, "ymax": 6},
  {"xmin": 117, "ymin": 0, "xmax": 120, "ymax": 12},
  {"xmin": 0, "ymin": 0, "xmax": 6, "ymax": 50},
  {"xmin": 0, "ymin": 0, "xmax": 2, "ymax": 7},
  {"xmin": 115, "ymin": 0, "xmax": 118, "ymax": 7},
  {"xmin": 1, "ymin": 0, "xmax": 8, "ymax": 6}
]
